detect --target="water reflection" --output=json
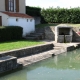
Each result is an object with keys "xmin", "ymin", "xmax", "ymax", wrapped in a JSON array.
[
  {"xmin": 0, "ymin": 49, "xmax": 80, "ymax": 80},
  {"xmin": 53, "ymin": 56, "xmax": 58, "ymax": 65}
]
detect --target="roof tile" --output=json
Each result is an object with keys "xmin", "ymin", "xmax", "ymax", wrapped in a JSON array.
[{"xmin": 1, "ymin": 11, "xmax": 33, "ymax": 18}]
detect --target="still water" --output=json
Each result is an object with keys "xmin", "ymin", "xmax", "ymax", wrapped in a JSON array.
[{"xmin": 0, "ymin": 49, "xmax": 80, "ymax": 80}]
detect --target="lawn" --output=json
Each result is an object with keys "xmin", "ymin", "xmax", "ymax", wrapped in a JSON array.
[
  {"xmin": 35, "ymin": 23, "xmax": 59, "ymax": 28},
  {"xmin": 67, "ymin": 24, "xmax": 80, "ymax": 27},
  {"xmin": 1, "ymin": 23, "xmax": 80, "ymax": 52},
  {"xmin": 36, "ymin": 23, "xmax": 80, "ymax": 28},
  {"xmin": 0, "ymin": 40, "xmax": 44, "ymax": 52}
]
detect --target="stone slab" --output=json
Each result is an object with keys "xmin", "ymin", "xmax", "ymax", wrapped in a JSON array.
[{"xmin": 0, "ymin": 56, "xmax": 17, "ymax": 73}]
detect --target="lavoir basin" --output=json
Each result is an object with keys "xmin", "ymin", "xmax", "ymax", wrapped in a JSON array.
[{"xmin": 1, "ymin": 49, "xmax": 80, "ymax": 80}]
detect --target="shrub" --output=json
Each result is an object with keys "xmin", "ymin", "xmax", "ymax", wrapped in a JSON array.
[
  {"xmin": 0, "ymin": 26, "xmax": 23, "ymax": 41},
  {"xmin": 41, "ymin": 7, "xmax": 80, "ymax": 23},
  {"xmin": 26, "ymin": 6, "xmax": 41, "ymax": 16}
]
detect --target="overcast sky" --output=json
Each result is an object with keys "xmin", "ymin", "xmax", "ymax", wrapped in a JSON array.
[{"xmin": 26, "ymin": 0, "xmax": 80, "ymax": 9}]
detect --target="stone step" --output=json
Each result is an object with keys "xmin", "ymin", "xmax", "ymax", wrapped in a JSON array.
[
  {"xmin": 26, "ymin": 34, "xmax": 40, "ymax": 37},
  {"xmin": 17, "ymin": 47, "xmax": 67, "ymax": 66},
  {"xmin": 17, "ymin": 52, "xmax": 52, "ymax": 66},
  {"xmin": 26, "ymin": 34, "xmax": 43, "ymax": 38},
  {"xmin": 25, "ymin": 36, "xmax": 39, "ymax": 40},
  {"xmin": 53, "ymin": 47, "xmax": 62, "ymax": 50},
  {"xmin": 30, "ymin": 32, "xmax": 44, "ymax": 35},
  {"xmin": 53, "ymin": 43, "xmax": 66, "ymax": 47},
  {"xmin": 30, "ymin": 34, "xmax": 44, "ymax": 38},
  {"xmin": 25, "ymin": 32, "xmax": 45, "ymax": 40}
]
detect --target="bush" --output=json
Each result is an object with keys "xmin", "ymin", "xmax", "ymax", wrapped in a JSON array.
[
  {"xmin": 0, "ymin": 26, "xmax": 23, "ymax": 41},
  {"xmin": 41, "ymin": 7, "xmax": 80, "ymax": 23},
  {"xmin": 26, "ymin": 6, "xmax": 41, "ymax": 16}
]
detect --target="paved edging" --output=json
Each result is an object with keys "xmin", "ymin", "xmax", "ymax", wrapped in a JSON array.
[
  {"xmin": 18, "ymin": 52, "xmax": 52, "ymax": 66},
  {"xmin": 0, "ymin": 42, "xmax": 80, "ymax": 74},
  {"xmin": 0, "ymin": 43, "xmax": 54, "ymax": 58},
  {"xmin": 17, "ymin": 43, "xmax": 80, "ymax": 66}
]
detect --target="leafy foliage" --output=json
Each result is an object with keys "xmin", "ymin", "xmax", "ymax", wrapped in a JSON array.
[
  {"xmin": 26, "ymin": 6, "xmax": 41, "ymax": 16},
  {"xmin": 0, "ymin": 26, "xmax": 23, "ymax": 42},
  {"xmin": 41, "ymin": 7, "xmax": 80, "ymax": 23}
]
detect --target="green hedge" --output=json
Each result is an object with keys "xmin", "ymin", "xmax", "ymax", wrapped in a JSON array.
[
  {"xmin": 0, "ymin": 26, "xmax": 23, "ymax": 41},
  {"xmin": 26, "ymin": 6, "xmax": 41, "ymax": 16},
  {"xmin": 41, "ymin": 7, "xmax": 80, "ymax": 23}
]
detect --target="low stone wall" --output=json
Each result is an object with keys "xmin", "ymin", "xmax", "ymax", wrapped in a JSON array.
[
  {"xmin": 0, "ymin": 56, "xmax": 18, "ymax": 74},
  {"xmin": 36, "ymin": 27, "xmax": 55, "ymax": 40},
  {"xmin": 36, "ymin": 26, "xmax": 80, "ymax": 42},
  {"xmin": 72, "ymin": 27, "xmax": 80, "ymax": 42},
  {"xmin": 1, "ymin": 43, "xmax": 80, "ymax": 74},
  {"xmin": 18, "ymin": 43, "xmax": 80, "ymax": 66},
  {"xmin": 44, "ymin": 26, "xmax": 80, "ymax": 42},
  {"xmin": 66, "ymin": 43, "xmax": 80, "ymax": 51},
  {"xmin": 45, "ymin": 27, "xmax": 55, "ymax": 40},
  {"xmin": 0, "ymin": 43, "xmax": 54, "ymax": 58}
]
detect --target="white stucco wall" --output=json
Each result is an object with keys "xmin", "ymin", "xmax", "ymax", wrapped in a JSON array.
[
  {"xmin": 8, "ymin": 17, "xmax": 35, "ymax": 37},
  {"xmin": 0, "ymin": 12, "xmax": 8, "ymax": 26},
  {"xmin": 34, "ymin": 16, "xmax": 41, "ymax": 25}
]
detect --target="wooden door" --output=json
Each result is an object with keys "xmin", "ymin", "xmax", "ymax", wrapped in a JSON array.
[{"xmin": 0, "ymin": 16, "xmax": 2, "ymax": 26}]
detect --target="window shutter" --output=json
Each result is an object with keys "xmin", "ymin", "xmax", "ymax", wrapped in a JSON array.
[
  {"xmin": 5, "ymin": 0, "xmax": 9, "ymax": 11},
  {"xmin": 16, "ymin": 0, "xmax": 19, "ymax": 12}
]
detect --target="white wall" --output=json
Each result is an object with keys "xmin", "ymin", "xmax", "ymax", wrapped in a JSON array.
[
  {"xmin": 0, "ymin": 12, "xmax": 8, "ymax": 26},
  {"xmin": 34, "ymin": 16, "xmax": 41, "ymax": 25},
  {"xmin": 8, "ymin": 17, "xmax": 35, "ymax": 37}
]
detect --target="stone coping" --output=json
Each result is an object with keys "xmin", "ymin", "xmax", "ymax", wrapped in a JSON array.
[
  {"xmin": 0, "ymin": 43, "xmax": 54, "ymax": 58},
  {"xmin": 0, "ymin": 43, "xmax": 51, "ymax": 54},
  {"xmin": 18, "ymin": 42, "xmax": 80, "ymax": 66},
  {"xmin": 55, "ymin": 24, "xmax": 72, "ymax": 28},
  {"xmin": 0, "ymin": 56, "xmax": 16, "ymax": 62}
]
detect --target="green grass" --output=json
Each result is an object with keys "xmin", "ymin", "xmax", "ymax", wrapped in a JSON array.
[
  {"xmin": 67, "ymin": 24, "xmax": 80, "ymax": 27},
  {"xmin": 36, "ymin": 23, "xmax": 80, "ymax": 28},
  {"xmin": 1, "ymin": 23, "xmax": 80, "ymax": 52},
  {"xmin": 35, "ymin": 23, "xmax": 59, "ymax": 28},
  {"xmin": 0, "ymin": 40, "xmax": 44, "ymax": 52}
]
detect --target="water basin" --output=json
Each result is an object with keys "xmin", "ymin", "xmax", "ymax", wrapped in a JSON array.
[{"xmin": 0, "ymin": 49, "xmax": 80, "ymax": 80}]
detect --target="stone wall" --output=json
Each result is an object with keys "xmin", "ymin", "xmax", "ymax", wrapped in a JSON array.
[
  {"xmin": 0, "ymin": 43, "xmax": 54, "ymax": 58},
  {"xmin": 45, "ymin": 26, "xmax": 55, "ymax": 40},
  {"xmin": 36, "ymin": 26, "xmax": 80, "ymax": 42},
  {"xmin": 36, "ymin": 27, "xmax": 55, "ymax": 40},
  {"xmin": 72, "ymin": 27, "xmax": 80, "ymax": 42},
  {"xmin": 0, "ymin": 43, "xmax": 53, "ymax": 74},
  {"xmin": 0, "ymin": 56, "xmax": 18, "ymax": 74}
]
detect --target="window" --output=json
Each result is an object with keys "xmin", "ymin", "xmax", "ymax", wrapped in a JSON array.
[
  {"xmin": 5, "ymin": 0, "xmax": 19, "ymax": 12},
  {"xmin": 27, "ymin": 19, "xmax": 28, "ymax": 22},
  {"xmin": 9, "ymin": 0, "xmax": 14, "ymax": 12},
  {"xmin": 16, "ymin": 18, "xmax": 18, "ymax": 21},
  {"xmin": 30, "ymin": 19, "xmax": 33, "ymax": 22}
]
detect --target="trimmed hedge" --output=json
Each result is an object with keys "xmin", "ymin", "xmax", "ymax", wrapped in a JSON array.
[
  {"xmin": 26, "ymin": 6, "xmax": 41, "ymax": 16},
  {"xmin": 41, "ymin": 7, "xmax": 80, "ymax": 23},
  {"xmin": 0, "ymin": 26, "xmax": 23, "ymax": 41}
]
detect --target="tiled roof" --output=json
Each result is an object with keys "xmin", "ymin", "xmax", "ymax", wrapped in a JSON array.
[{"xmin": 1, "ymin": 11, "xmax": 33, "ymax": 18}]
